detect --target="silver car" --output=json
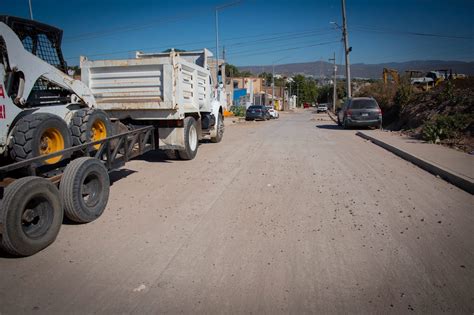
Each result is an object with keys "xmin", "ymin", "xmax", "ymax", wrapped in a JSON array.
[{"xmin": 337, "ymin": 97, "xmax": 382, "ymax": 129}]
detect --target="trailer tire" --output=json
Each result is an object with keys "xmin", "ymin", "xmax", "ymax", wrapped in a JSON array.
[
  {"xmin": 9, "ymin": 113, "xmax": 72, "ymax": 165},
  {"xmin": 60, "ymin": 157, "xmax": 110, "ymax": 223},
  {"xmin": 177, "ymin": 117, "xmax": 198, "ymax": 160},
  {"xmin": 0, "ymin": 177, "xmax": 63, "ymax": 256},
  {"xmin": 70, "ymin": 109, "xmax": 112, "ymax": 149},
  {"xmin": 210, "ymin": 112, "xmax": 224, "ymax": 143}
]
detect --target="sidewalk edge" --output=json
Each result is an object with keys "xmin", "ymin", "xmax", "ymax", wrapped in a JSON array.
[{"xmin": 356, "ymin": 131, "xmax": 474, "ymax": 195}]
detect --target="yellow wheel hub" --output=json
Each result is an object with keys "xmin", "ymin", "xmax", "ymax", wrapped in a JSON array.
[
  {"xmin": 91, "ymin": 119, "xmax": 107, "ymax": 149},
  {"xmin": 39, "ymin": 128, "xmax": 65, "ymax": 164}
]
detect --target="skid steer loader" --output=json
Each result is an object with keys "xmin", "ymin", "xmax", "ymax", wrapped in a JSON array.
[{"xmin": 0, "ymin": 15, "xmax": 111, "ymax": 165}]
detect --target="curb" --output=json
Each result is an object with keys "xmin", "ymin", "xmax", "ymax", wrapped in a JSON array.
[
  {"xmin": 356, "ymin": 131, "xmax": 474, "ymax": 195},
  {"xmin": 327, "ymin": 111, "xmax": 338, "ymax": 123}
]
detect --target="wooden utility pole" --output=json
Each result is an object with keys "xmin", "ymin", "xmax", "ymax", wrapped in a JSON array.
[
  {"xmin": 341, "ymin": 0, "xmax": 351, "ymax": 97},
  {"xmin": 329, "ymin": 52, "xmax": 337, "ymax": 112}
]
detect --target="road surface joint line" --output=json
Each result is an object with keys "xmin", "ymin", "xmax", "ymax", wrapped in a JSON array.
[{"xmin": 356, "ymin": 131, "xmax": 474, "ymax": 195}]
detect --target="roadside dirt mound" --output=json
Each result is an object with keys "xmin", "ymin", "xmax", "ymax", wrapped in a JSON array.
[{"xmin": 388, "ymin": 78, "xmax": 474, "ymax": 152}]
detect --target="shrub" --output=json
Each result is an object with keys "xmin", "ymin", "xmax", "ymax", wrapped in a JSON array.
[
  {"xmin": 230, "ymin": 105, "xmax": 247, "ymax": 117},
  {"xmin": 422, "ymin": 114, "xmax": 473, "ymax": 143}
]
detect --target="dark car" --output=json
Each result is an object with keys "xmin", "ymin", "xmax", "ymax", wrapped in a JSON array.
[
  {"xmin": 246, "ymin": 105, "xmax": 270, "ymax": 121},
  {"xmin": 337, "ymin": 97, "xmax": 382, "ymax": 129}
]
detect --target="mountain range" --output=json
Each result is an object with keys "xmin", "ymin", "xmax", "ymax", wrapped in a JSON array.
[{"xmin": 238, "ymin": 60, "xmax": 474, "ymax": 79}]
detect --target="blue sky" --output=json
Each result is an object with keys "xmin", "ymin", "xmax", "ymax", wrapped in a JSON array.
[{"xmin": 2, "ymin": 0, "xmax": 473, "ymax": 67}]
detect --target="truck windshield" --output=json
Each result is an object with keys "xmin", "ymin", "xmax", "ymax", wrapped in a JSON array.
[{"xmin": 351, "ymin": 99, "xmax": 378, "ymax": 109}]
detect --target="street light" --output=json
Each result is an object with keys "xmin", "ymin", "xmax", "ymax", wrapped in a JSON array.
[{"xmin": 215, "ymin": 1, "xmax": 241, "ymax": 85}]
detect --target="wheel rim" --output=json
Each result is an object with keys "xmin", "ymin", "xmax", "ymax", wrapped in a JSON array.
[
  {"xmin": 81, "ymin": 171, "xmax": 103, "ymax": 208},
  {"xmin": 39, "ymin": 128, "xmax": 65, "ymax": 164},
  {"xmin": 21, "ymin": 195, "xmax": 54, "ymax": 239},
  {"xmin": 91, "ymin": 119, "xmax": 107, "ymax": 150},
  {"xmin": 189, "ymin": 124, "xmax": 197, "ymax": 151}
]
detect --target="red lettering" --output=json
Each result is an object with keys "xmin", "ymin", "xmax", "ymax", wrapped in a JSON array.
[
  {"xmin": 0, "ymin": 105, "xmax": 5, "ymax": 119},
  {"xmin": 0, "ymin": 85, "xmax": 4, "ymax": 98}
]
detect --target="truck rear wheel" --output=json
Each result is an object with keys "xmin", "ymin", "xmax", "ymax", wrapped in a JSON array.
[
  {"xmin": 210, "ymin": 112, "xmax": 224, "ymax": 143},
  {"xmin": 9, "ymin": 113, "xmax": 72, "ymax": 165},
  {"xmin": 164, "ymin": 149, "xmax": 180, "ymax": 160},
  {"xmin": 0, "ymin": 177, "xmax": 63, "ymax": 256},
  {"xmin": 70, "ymin": 109, "xmax": 112, "ymax": 150},
  {"xmin": 178, "ymin": 116, "xmax": 198, "ymax": 160},
  {"xmin": 60, "ymin": 157, "xmax": 110, "ymax": 223}
]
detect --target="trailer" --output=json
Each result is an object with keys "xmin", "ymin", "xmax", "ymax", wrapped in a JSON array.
[
  {"xmin": 0, "ymin": 126, "xmax": 155, "ymax": 256},
  {"xmin": 80, "ymin": 49, "xmax": 226, "ymax": 160}
]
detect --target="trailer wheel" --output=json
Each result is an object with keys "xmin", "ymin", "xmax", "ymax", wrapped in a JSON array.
[
  {"xmin": 70, "ymin": 109, "xmax": 112, "ymax": 150},
  {"xmin": 0, "ymin": 177, "xmax": 63, "ymax": 256},
  {"xmin": 60, "ymin": 157, "xmax": 110, "ymax": 223},
  {"xmin": 210, "ymin": 112, "xmax": 224, "ymax": 143},
  {"xmin": 178, "ymin": 117, "xmax": 198, "ymax": 160},
  {"xmin": 9, "ymin": 113, "xmax": 72, "ymax": 165}
]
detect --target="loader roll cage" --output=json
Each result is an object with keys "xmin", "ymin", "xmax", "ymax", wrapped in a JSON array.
[
  {"xmin": 0, "ymin": 15, "xmax": 67, "ymax": 73},
  {"xmin": 0, "ymin": 126, "xmax": 156, "ymax": 185}
]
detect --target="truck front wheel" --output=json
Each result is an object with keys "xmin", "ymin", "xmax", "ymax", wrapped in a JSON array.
[
  {"xmin": 178, "ymin": 117, "xmax": 198, "ymax": 160},
  {"xmin": 210, "ymin": 112, "xmax": 224, "ymax": 143}
]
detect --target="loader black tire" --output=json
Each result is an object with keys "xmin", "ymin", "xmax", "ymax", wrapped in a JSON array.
[
  {"xmin": 70, "ymin": 108, "xmax": 112, "ymax": 148},
  {"xmin": 177, "ymin": 117, "xmax": 198, "ymax": 160},
  {"xmin": 210, "ymin": 112, "xmax": 224, "ymax": 143},
  {"xmin": 9, "ymin": 113, "xmax": 72, "ymax": 165},
  {"xmin": 0, "ymin": 177, "xmax": 63, "ymax": 256},
  {"xmin": 60, "ymin": 157, "xmax": 110, "ymax": 223}
]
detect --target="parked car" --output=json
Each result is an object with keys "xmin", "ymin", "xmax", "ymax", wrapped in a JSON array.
[
  {"xmin": 265, "ymin": 106, "xmax": 279, "ymax": 119},
  {"xmin": 337, "ymin": 97, "xmax": 382, "ymax": 129},
  {"xmin": 316, "ymin": 103, "xmax": 328, "ymax": 113},
  {"xmin": 246, "ymin": 105, "xmax": 270, "ymax": 121}
]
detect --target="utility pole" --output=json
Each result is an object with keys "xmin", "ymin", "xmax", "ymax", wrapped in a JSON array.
[
  {"xmin": 329, "ymin": 52, "xmax": 337, "ymax": 112},
  {"xmin": 272, "ymin": 63, "xmax": 275, "ymax": 107},
  {"xmin": 28, "ymin": 0, "xmax": 34, "ymax": 20},
  {"xmin": 341, "ymin": 0, "xmax": 351, "ymax": 97}
]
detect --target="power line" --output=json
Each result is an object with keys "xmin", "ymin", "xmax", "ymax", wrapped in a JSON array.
[
  {"xmin": 351, "ymin": 24, "xmax": 474, "ymax": 40},
  {"xmin": 63, "ymin": 2, "xmax": 244, "ymax": 42},
  {"xmin": 64, "ymin": 27, "xmax": 335, "ymax": 61},
  {"xmin": 227, "ymin": 40, "xmax": 341, "ymax": 59}
]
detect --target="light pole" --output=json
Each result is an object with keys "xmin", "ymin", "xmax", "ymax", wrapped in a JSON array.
[{"xmin": 215, "ymin": 1, "xmax": 241, "ymax": 86}]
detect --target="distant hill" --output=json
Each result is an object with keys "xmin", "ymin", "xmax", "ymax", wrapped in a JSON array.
[{"xmin": 238, "ymin": 60, "xmax": 474, "ymax": 79}]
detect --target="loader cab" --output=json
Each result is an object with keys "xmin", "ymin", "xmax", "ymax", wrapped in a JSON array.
[
  {"xmin": 0, "ymin": 15, "xmax": 71, "ymax": 107},
  {"xmin": 0, "ymin": 15, "xmax": 67, "ymax": 73}
]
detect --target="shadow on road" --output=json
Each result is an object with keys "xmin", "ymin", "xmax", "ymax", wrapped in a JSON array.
[{"xmin": 316, "ymin": 124, "xmax": 342, "ymax": 130}]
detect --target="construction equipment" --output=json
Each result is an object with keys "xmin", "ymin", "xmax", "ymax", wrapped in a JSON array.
[
  {"xmin": 81, "ymin": 48, "xmax": 226, "ymax": 158},
  {"xmin": 382, "ymin": 68, "xmax": 400, "ymax": 85},
  {"xmin": 0, "ymin": 16, "xmax": 226, "ymax": 256},
  {"xmin": 0, "ymin": 16, "xmax": 111, "ymax": 164}
]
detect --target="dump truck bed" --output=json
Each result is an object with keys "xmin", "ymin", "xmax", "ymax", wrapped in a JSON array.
[{"xmin": 80, "ymin": 49, "xmax": 214, "ymax": 120}]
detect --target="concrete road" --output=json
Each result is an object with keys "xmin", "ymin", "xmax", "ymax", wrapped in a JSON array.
[{"xmin": 1, "ymin": 110, "xmax": 473, "ymax": 314}]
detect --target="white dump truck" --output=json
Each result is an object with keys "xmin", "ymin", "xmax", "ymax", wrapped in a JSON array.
[{"xmin": 81, "ymin": 49, "xmax": 226, "ymax": 160}]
